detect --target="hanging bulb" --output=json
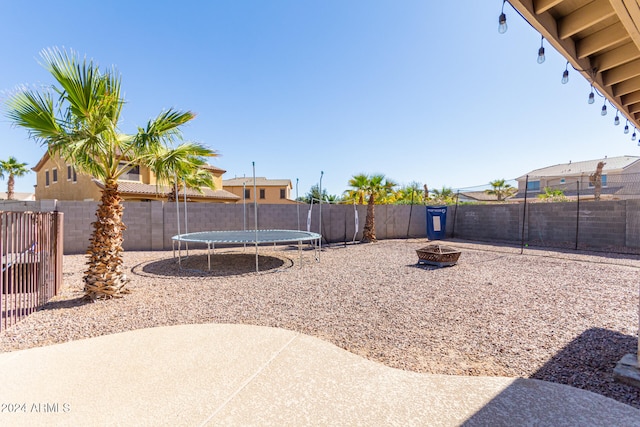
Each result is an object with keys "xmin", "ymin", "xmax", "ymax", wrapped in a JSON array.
[
  {"xmin": 633, "ymin": 130, "xmax": 637, "ymax": 141},
  {"xmin": 498, "ymin": 13, "xmax": 507, "ymax": 34},
  {"xmin": 601, "ymin": 104, "xmax": 607, "ymax": 116},
  {"xmin": 614, "ymin": 114, "xmax": 620, "ymax": 126},
  {"xmin": 561, "ymin": 67, "xmax": 569, "ymax": 84},
  {"xmin": 537, "ymin": 37, "xmax": 545, "ymax": 64},
  {"xmin": 625, "ymin": 123, "xmax": 630, "ymax": 134},
  {"xmin": 588, "ymin": 90, "xmax": 595, "ymax": 104}
]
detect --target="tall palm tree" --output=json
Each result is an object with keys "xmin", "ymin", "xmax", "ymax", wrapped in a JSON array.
[
  {"xmin": 0, "ymin": 157, "xmax": 30, "ymax": 200},
  {"xmin": 344, "ymin": 173, "xmax": 369, "ymax": 204},
  {"xmin": 361, "ymin": 174, "xmax": 397, "ymax": 243},
  {"xmin": 485, "ymin": 179, "xmax": 517, "ymax": 201},
  {"xmin": 5, "ymin": 48, "xmax": 216, "ymax": 300}
]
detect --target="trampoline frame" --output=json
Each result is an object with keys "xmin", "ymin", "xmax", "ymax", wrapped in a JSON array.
[{"xmin": 171, "ymin": 229, "xmax": 322, "ymax": 272}]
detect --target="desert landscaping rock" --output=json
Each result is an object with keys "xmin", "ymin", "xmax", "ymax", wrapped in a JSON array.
[{"xmin": 1, "ymin": 239, "xmax": 639, "ymax": 408}]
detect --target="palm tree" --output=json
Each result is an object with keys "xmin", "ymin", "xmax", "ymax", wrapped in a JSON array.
[
  {"xmin": 5, "ymin": 48, "xmax": 216, "ymax": 300},
  {"xmin": 393, "ymin": 182, "xmax": 424, "ymax": 205},
  {"xmin": 485, "ymin": 179, "xmax": 517, "ymax": 201},
  {"xmin": 0, "ymin": 157, "xmax": 30, "ymax": 200},
  {"xmin": 360, "ymin": 174, "xmax": 397, "ymax": 243},
  {"xmin": 344, "ymin": 173, "xmax": 369, "ymax": 204},
  {"xmin": 431, "ymin": 186, "xmax": 456, "ymax": 205}
]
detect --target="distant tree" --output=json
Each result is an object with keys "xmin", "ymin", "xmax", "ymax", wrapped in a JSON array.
[
  {"xmin": 298, "ymin": 184, "xmax": 338, "ymax": 204},
  {"xmin": 360, "ymin": 174, "xmax": 397, "ymax": 243},
  {"xmin": 430, "ymin": 186, "xmax": 457, "ymax": 205},
  {"xmin": 538, "ymin": 187, "xmax": 567, "ymax": 202},
  {"xmin": 589, "ymin": 161, "xmax": 606, "ymax": 201},
  {"xmin": 393, "ymin": 182, "xmax": 424, "ymax": 205},
  {"xmin": 485, "ymin": 179, "xmax": 517, "ymax": 201},
  {"xmin": 0, "ymin": 157, "xmax": 30, "ymax": 200}
]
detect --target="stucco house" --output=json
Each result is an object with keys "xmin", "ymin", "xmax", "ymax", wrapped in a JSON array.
[
  {"xmin": 31, "ymin": 152, "xmax": 240, "ymax": 203},
  {"xmin": 515, "ymin": 155, "xmax": 640, "ymax": 200},
  {"xmin": 223, "ymin": 177, "xmax": 296, "ymax": 204}
]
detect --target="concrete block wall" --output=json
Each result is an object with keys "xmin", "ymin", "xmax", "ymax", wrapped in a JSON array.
[{"xmin": 449, "ymin": 204, "xmax": 521, "ymax": 242}]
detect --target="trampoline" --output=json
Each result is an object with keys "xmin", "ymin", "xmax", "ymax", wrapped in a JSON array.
[{"xmin": 172, "ymin": 229, "xmax": 322, "ymax": 272}]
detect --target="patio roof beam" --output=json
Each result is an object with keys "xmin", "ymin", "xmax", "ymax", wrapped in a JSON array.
[
  {"xmin": 602, "ymin": 58, "xmax": 640, "ymax": 86},
  {"xmin": 577, "ymin": 23, "xmax": 630, "ymax": 59},
  {"xmin": 534, "ymin": 0, "xmax": 564, "ymax": 15},
  {"xmin": 621, "ymin": 91, "xmax": 640, "ymax": 106},
  {"xmin": 558, "ymin": 0, "xmax": 616, "ymax": 40},
  {"xmin": 613, "ymin": 75, "xmax": 640, "ymax": 97},
  {"xmin": 594, "ymin": 42, "xmax": 640, "ymax": 72},
  {"xmin": 627, "ymin": 102, "xmax": 640, "ymax": 114}
]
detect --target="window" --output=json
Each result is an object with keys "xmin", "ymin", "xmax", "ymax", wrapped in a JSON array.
[
  {"xmin": 45, "ymin": 170, "xmax": 50, "ymax": 187},
  {"xmin": 259, "ymin": 189, "xmax": 265, "ymax": 199},
  {"xmin": 244, "ymin": 189, "xmax": 250, "ymax": 199},
  {"xmin": 280, "ymin": 189, "xmax": 286, "ymax": 199},
  {"xmin": 119, "ymin": 164, "xmax": 140, "ymax": 181},
  {"xmin": 560, "ymin": 178, "xmax": 565, "ymax": 184},
  {"xmin": 67, "ymin": 165, "xmax": 72, "ymax": 181},
  {"xmin": 73, "ymin": 168, "xmax": 77, "ymax": 183},
  {"xmin": 589, "ymin": 174, "xmax": 607, "ymax": 187},
  {"xmin": 527, "ymin": 181, "xmax": 540, "ymax": 191},
  {"xmin": 52, "ymin": 168, "xmax": 58, "ymax": 183}
]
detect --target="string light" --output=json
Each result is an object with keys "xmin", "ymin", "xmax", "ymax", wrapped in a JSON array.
[
  {"xmin": 601, "ymin": 99, "xmax": 607, "ymax": 116},
  {"xmin": 588, "ymin": 86, "xmax": 595, "ymax": 104},
  {"xmin": 633, "ymin": 129, "xmax": 637, "ymax": 141},
  {"xmin": 498, "ymin": 1, "xmax": 508, "ymax": 34},
  {"xmin": 614, "ymin": 112, "xmax": 620, "ymax": 126},
  {"xmin": 561, "ymin": 62, "xmax": 569, "ymax": 84},
  {"xmin": 537, "ymin": 36, "xmax": 545, "ymax": 64},
  {"xmin": 625, "ymin": 120, "xmax": 630, "ymax": 134}
]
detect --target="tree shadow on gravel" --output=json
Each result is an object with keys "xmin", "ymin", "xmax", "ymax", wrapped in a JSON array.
[
  {"xmin": 132, "ymin": 253, "xmax": 293, "ymax": 278},
  {"xmin": 530, "ymin": 327, "xmax": 640, "ymax": 408},
  {"xmin": 38, "ymin": 296, "xmax": 91, "ymax": 312}
]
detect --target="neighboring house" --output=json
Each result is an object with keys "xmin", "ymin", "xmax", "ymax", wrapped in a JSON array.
[
  {"xmin": 458, "ymin": 191, "xmax": 508, "ymax": 203},
  {"xmin": 223, "ymin": 177, "xmax": 296, "ymax": 204},
  {"xmin": 515, "ymin": 156, "xmax": 640, "ymax": 200},
  {"xmin": 31, "ymin": 152, "xmax": 240, "ymax": 203},
  {"xmin": 0, "ymin": 192, "xmax": 35, "ymax": 201}
]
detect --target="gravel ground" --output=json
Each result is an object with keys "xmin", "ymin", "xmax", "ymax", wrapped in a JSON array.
[{"xmin": 2, "ymin": 238, "xmax": 640, "ymax": 408}]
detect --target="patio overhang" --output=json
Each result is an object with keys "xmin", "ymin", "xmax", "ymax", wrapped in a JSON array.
[{"xmin": 508, "ymin": 0, "xmax": 640, "ymax": 129}]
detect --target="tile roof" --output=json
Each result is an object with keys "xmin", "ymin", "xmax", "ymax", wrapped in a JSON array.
[
  {"xmin": 95, "ymin": 180, "xmax": 240, "ymax": 201},
  {"xmin": 223, "ymin": 177, "xmax": 292, "ymax": 187},
  {"xmin": 519, "ymin": 156, "xmax": 640, "ymax": 179}
]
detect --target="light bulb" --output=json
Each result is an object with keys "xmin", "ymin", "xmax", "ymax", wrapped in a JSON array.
[
  {"xmin": 633, "ymin": 132, "xmax": 637, "ymax": 141},
  {"xmin": 498, "ymin": 13, "xmax": 507, "ymax": 34},
  {"xmin": 588, "ymin": 92, "xmax": 595, "ymax": 104},
  {"xmin": 614, "ymin": 115, "xmax": 620, "ymax": 125},
  {"xmin": 561, "ymin": 69, "xmax": 569, "ymax": 84},
  {"xmin": 601, "ymin": 105, "xmax": 607, "ymax": 116},
  {"xmin": 625, "ymin": 124, "xmax": 630, "ymax": 134},
  {"xmin": 537, "ymin": 47, "xmax": 545, "ymax": 64}
]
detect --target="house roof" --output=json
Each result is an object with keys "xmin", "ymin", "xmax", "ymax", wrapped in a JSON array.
[
  {"xmin": 518, "ymin": 155, "xmax": 640, "ymax": 179},
  {"xmin": 223, "ymin": 177, "xmax": 292, "ymax": 188},
  {"xmin": 508, "ymin": 1, "xmax": 640, "ymax": 129},
  {"xmin": 0, "ymin": 192, "xmax": 35, "ymax": 201},
  {"xmin": 459, "ymin": 191, "xmax": 505, "ymax": 202},
  {"xmin": 95, "ymin": 180, "xmax": 240, "ymax": 201}
]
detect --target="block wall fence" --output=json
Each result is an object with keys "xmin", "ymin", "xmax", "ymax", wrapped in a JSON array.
[{"xmin": 1, "ymin": 200, "xmax": 639, "ymax": 254}]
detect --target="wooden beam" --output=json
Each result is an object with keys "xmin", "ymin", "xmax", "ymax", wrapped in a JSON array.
[
  {"xmin": 602, "ymin": 58, "xmax": 640, "ymax": 86},
  {"xmin": 610, "ymin": 0, "xmax": 640, "ymax": 52},
  {"xmin": 593, "ymin": 42, "xmax": 640, "ymax": 71},
  {"xmin": 621, "ymin": 91, "xmax": 640, "ymax": 106},
  {"xmin": 613, "ymin": 75, "xmax": 640, "ymax": 97},
  {"xmin": 577, "ymin": 22, "xmax": 630, "ymax": 58},
  {"xmin": 534, "ymin": 0, "xmax": 564, "ymax": 15},
  {"xmin": 559, "ymin": 0, "xmax": 615, "ymax": 40},
  {"xmin": 628, "ymin": 102, "xmax": 640, "ymax": 114}
]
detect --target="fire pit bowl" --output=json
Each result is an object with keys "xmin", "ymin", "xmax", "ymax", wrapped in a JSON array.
[{"xmin": 416, "ymin": 244, "xmax": 461, "ymax": 267}]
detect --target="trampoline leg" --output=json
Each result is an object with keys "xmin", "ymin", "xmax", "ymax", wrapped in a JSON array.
[
  {"xmin": 207, "ymin": 243, "xmax": 211, "ymax": 271},
  {"xmin": 298, "ymin": 240, "xmax": 302, "ymax": 268}
]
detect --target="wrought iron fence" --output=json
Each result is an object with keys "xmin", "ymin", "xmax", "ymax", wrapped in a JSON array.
[{"xmin": 1, "ymin": 211, "xmax": 63, "ymax": 332}]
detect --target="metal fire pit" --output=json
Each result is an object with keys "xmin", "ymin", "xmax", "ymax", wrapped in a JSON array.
[{"xmin": 416, "ymin": 244, "xmax": 461, "ymax": 267}]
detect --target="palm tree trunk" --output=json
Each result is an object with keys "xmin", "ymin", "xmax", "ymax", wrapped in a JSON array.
[
  {"xmin": 7, "ymin": 174, "xmax": 15, "ymax": 200},
  {"xmin": 83, "ymin": 180, "xmax": 129, "ymax": 299},
  {"xmin": 361, "ymin": 194, "xmax": 376, "ymax": 243}
]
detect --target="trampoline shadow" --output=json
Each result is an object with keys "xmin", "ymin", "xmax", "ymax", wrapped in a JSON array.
[{"xmin": 133, "ymin": 253, "xmax": 293, "ymax": 278}]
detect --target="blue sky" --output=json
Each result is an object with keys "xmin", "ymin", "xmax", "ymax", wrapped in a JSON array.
[{"xmin": 0, "ymin": 1, "xmax": 637, "ymax": 197}]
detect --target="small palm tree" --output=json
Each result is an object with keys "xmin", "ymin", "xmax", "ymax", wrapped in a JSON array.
[
  {"xmin": 0, "ymin": 157, "xmax": 30, "ymax": 200},
  {"xmin": 344, "ymin": 173, "xmax": 369, "ymax": 204},
  {"xmin": 5, "ymin": 48, "xmax": 216, "ymax": 300},
  {"xmin": 393, "ymin": 182, "xmax": 424, "ymax": 205},
  {"xmin": 485, "ymin": 179, "xmax": 517, "ymax": 201},
  {"xmin": 431, "ymin": 186, "xmax": 456, "ymax": 205},
  {"xmin": 360, "ymin": 174, "xmax": 397, "ymax": 243}
]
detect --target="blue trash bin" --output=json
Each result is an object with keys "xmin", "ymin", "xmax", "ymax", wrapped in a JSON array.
[{"xmin": 426, "ymin": 206, "xmax": 447, "ymax": 240}]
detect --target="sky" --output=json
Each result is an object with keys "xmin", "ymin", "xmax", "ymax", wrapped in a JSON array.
[{"xmin": 0, "ymin": 1, "xmax": 637, "ymax": 198}]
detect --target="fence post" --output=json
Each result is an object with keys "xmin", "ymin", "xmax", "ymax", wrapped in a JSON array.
[
  {"xmin": 54, "ymin": 211, "xmax": 64, "ymax": 294},
  {"xmin": 575, "ymin": 180, "xmax": 580, "ymax": 250},
  {"xmin": 520, "ymin": 175, "xmax": 529, "ymax": 254}
]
